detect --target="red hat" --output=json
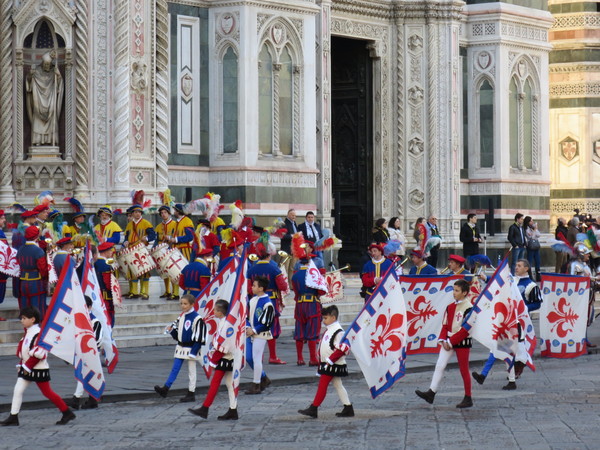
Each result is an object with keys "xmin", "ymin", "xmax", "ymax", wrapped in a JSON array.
[
  {"xmin": 24, "ymin": 226, "xmax": 39, "ymax": 240},
  {"xmin": 410, "ymin": 248, "xmax": 425, "ymax": 259},
  {"xmin": 32, "ymin": 204, "xmax": 49, "ymax": 214},
  {"xmin": 56, "ymin": 237, "xmax": 72, "ymax": 247},
  {"xmin": 197, "ymin": 246, "xmax": 213, "ymax": 257},
  {"xmin": 369, "ymin": 243, "xmax": 384, "ymax": 253},
  {"xmin": 448, "ymin": 254, "xmax": 466, "ymax": 264},
  {"xmin": 0, "ymin": 209, "xmax": 4, "ymax": 216},
  {"xmin": 98, "ymin": 242, "xmax": 115, "ymax": 252},
  {"xmin": 21, "ymin": 210, "xmax": 37, "ymax": 219}
]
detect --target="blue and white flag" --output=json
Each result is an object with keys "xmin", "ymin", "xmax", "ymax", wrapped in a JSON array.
[
  {"xmin": 38, "ymin": 258, "xmax": 105, "ymax": 400},
  {"xmin": 342, "ymin": 265, "xmax": 407, "ymax": 398}
]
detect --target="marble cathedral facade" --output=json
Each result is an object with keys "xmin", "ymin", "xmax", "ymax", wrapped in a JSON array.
[{"xmin": 0, "ymin": 0, "xmax": 555, "ymax": 261}]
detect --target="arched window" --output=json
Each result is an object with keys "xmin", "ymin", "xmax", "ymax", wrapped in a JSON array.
[
  {"xmin": 478, "ymin": 79, "xmax": 494, "ymax": 168},
  {"xmin": 509, "ymin": 77, "xmax": 519, "ymax": 169},
  {"xmin": 258, "ymin": 45, "xmax": 273, "ymax": 155},
  {"xmin": 523, "ymin": 78, "xmax": 533, "ymax": 169},
  {"xmin": 279, "ymin": 47, "xmax": 293, "ymax": 156},
  {"xmin": 222, "ymin": 46, "xmax": 238, "ymax": 153}
]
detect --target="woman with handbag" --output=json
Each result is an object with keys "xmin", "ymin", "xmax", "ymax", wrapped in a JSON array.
[{"xmin": 524, "ymin": 216, "xmax": 541, "ymax": 280}]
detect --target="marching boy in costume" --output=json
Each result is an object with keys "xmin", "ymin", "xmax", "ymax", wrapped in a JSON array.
[
  {"xmin": 154, "ymin": 294, "xmax": 207, "ymax": 402},
  {"xmin": 298, "ymin": 305, "xmax": 353, "ymax": 419},
  {"xmin": 245, "ymin": 276, "xmax": 275, "ymax": 395},
  {"xmin": 415, "ymin": 279, "xmax": 474, "ymax": 408},
  {"xmin": 189, "ymin": 299, "xmax": 239, "ymax": 420},
  {"xmin": 1, "ymin": 307, "xmax": 76, "ymax": 426}
]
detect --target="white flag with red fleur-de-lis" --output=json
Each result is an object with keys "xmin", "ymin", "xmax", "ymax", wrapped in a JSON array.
[{"xmin": 341, "ymin": 266, "xmax": 407, "ymax": 399}]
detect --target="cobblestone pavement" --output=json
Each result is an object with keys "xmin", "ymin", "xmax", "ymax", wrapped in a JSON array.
[{"xmin": 1, "ymin": 354, "xmax": 599, "ymax": 450}]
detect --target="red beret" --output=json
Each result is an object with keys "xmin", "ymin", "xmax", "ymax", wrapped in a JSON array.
[
  {"xmin": 24, "ymin": 226, "xmax": 40, "ymax": 240},
  {"xmin": 448, "ymin": 254, "xmax": 466, "ymax": 264},
  {"xmin": 369, "ymin": 243, "xmax": 384, "ymax": 253},
  {"xmin": 32, "ymin": 204, "xmax": 49, "ymax": 214},
  {"xmin": 98, "ymin": 242, "xmax": 115, "ymax": 252},
  {"xmin": 21, "ymin": 210, "xmax": 37, "ymax": 218},
  {"xmin": 410, "ymin": 249, "xmax": 425, "ymax": 259},
  {"xmin": 0, "ymin": 209, "xmax": 4, "ymax": 216},
  {"xmin": 56, "ymin": 237, "xmax": 72, "ymax": 247}
]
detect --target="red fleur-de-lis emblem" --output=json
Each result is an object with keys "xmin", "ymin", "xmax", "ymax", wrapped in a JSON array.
[
  {"xmin": 547, "ymin": 297, "xmax": 579, "ymax": 338},
  {"xmin": 370, "ymin": 309, "xmax": 405, "ymax": 358},
  {"xmin": 326, "ymin": 273, "xmax": 342, "ymax": 297},
  {"xmin": 202, "ymin": 299, "xmax": 218, "ymax": 335},
  {"xmin": 406, "ymin": 295, "xmax": 438, "ymax": 336},
  {"xmin": 492, "ymin": 300, "xmax": 518, "ymax": 341}
]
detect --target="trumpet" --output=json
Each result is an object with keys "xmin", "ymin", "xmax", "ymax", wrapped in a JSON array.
[
  {"xmin": 439, "ymin": 265, "xmax": 451, "ymax": 274},
  {"xmin": 278, "ymin": 250, "xmax": 290, "ymax": 268},
  {"xmin": 300, "ymin": 243, "xmax": 309, "ymax": 249},
  {"xmin": 329, "ymin": 264, "xmax": 351, "ymax": 273},
  {"xmin": 106, "ymin": 258, "xmax": 115, "ymax": 265},
  {"xmin": 248, "ymin": 253, "xmax": 259, "ymax": 261},
  {"xmin": 71, "ymin": 248, "xmax": 82, "ymax": 255},
  {"xmin": 205, "ymin": 256, "xmax": 215, "ymax": 264}
]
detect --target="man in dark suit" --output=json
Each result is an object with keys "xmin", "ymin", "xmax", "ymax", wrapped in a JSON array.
[
  {"xmin": 281, "ymin": 209, "xmax": 298, "ymax": 277},
  {"xmin": 459, "ymin": 213, "xmax": 482, "ymax": 264},
  {"xmin": 298, "ymin": 211, "xmax": 323, "ymax": 258}
]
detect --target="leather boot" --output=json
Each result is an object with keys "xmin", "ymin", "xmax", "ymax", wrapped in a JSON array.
[
  {"xmin": 180, "ymin": 391, "xmax": 196, "ymax": 403},
  {"xmin": 472, "ymin": 372, "xmax": 486, "ymax": 385},
  {"xmin": 1, "ymin": 414, "xmax": 19, "ymax": 426},
  {"xmin": 217, "ymin": 408, "xmax": 239, "ymax": 421},
  {"xmin": 245, "ymin": 383, "xmax": 262, "ymax": 395},
  {"xmin": 260, "ymin": 375, "xmax": 271, "ymax": 391},
  {"xmin": 456, "ymin": 395, "xmax": 473, "ymax": 409},
  {"xmin": 335, "ymin": 404, "xmax": 355, "ymax": 417},
  {"xmin": 298, "ymin": 404, "xmax": 318, "ymax": 418},
  {"xmin": 81, "ymin": 397, "xmax": 99, "ymax": 409},
  {"xmin": 188, "ymin": 405, "xmax": 209, "ymax": 419},
  {"xmin": 65, "ymin": 396, "xmax": 81, "ymax": 410},
  {"xmin": 154, "ymin": 385, "xmax": 169, "ymax": 398},
  {"xmin": 56, "ymin": 409, "xmax": 76, "ymax": 425},
  {"xmin": 502, "ymin": 381, "xmax": 517, "ymax": 391},
  {"xmin": 415, "ymin": 389, "xmax": 436, "ymax": 404}
]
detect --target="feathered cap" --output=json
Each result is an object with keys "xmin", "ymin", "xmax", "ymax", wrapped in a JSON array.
[
  {"xmin": 97, "ymin": 205, "xmax": 113, "ymax": 217},
  {"xmin": 130, "ymin": 190, "xmax": 151, "ymax": 212},
  {"xmin": 33, "ymin": 191, "xmax": 54, "ymax": 207},
  {"xmin": 158, "ymin": 189, "xmax": 174, "ymax": 214},
  {"xmin": 229, "ymin": 200, "xmax": 244, "ymax": 229},
  {"xmin": 255, "ymin": 231, "xmax": 276, "ymax": 259},
  {"xmin": 291, "ymin": 232, "xmax": 311, "ymax": 260},
  {"xmin": 173, "ymin": 203, "xmax": 185, "ymax": 214},
  {"xmin": 64, "ymin": 197, "xmax": 86, "ymax": 219}
]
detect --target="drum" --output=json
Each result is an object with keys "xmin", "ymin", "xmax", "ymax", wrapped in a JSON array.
[
  {"xmin": 158, "ymin": 248, "xmax": 188, "ymax": 285},
  {"xmin": 119, "ymin": 242, "xmax": 156, "ymax": 279},
  {"xmin": 116, "ymin": 249, "xmax": 131, "ymax": 280},
  {"xmin": 150, "ymin": 243, "xmax": 170, "ymax": 279}
]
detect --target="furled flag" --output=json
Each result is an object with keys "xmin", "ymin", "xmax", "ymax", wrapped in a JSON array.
[
  {"xmin": 321, "ymin": 270, "xmax": 344, "ymax": 305},
  {"xmin": 540, "ymin": 273, "xmax": 589, "ymax": 358},
  {"xmin": 81, "ymin": 241, "xmax": 119, "ymax": 373},
  {"xmin": 0, "ymin": 239, "xmax": 20, "ymax": 277},
  {"xmin": 461, "ymin": 257, "xmax": 520, "ymax": 359},
  {"xmin": 195, "ymin": 255, "xmax": 241, "ymax": 377},
  {"xmin": 37, "ymin": 258, "xmax": 105, "ymax": 400},
  {"xmin": 401, "ymin": 275, "xmax": 461, "ymax": 354},
  {"xmin": 305, "ymin": 259, "xmax": 328, "ymax": 293},
  {"xmin": 341, "ymin": 265, "xmax": 407, "ymax": 398},
  {"xmin": 210, "ymin": 245, "xmax": 249, "ymax": 396}
]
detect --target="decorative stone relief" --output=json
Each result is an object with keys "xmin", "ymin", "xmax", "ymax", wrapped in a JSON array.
[
  {"xmin": 476, "ymin": 51, "xmax": 492, "ymax": 71},
  {"xmin": 215, "ymin": 11, "xmax": 240, "ymax": 46},
  {"xmin": 407, "ymin": 34, "xmax": 423, "ymax": 51},
  {"xmin": 131, "ymin": 60, "xmax": 147, "ymax": 93},
  {"xmin": 409, "ymin": 189, "xmax": 425, "ymax": 207},
  {"xmin": 408, "ymin": 137, "xmax": 424, "ymax": 156},
  {"xmin": 408, "ymin": 86, "xmax": 424, "ymax": 103}
]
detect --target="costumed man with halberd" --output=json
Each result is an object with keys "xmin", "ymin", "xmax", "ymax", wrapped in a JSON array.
[
  {"xmin": 155, "ymin": 204, "xmax": 178, "ymax": 300},
  {"xmin": 16, "ymin": 227, "xmax": 48, "ymax": 317},
  {"xmin": 179, "ymin": 246, "xmax": 212, "ymax": 297},
  {"xmin": 291, "ymin": 234, "xmax": 325, "ymax": 366},
  {"xmin": 360, "ymin": 243, "xmax": 394, "ymax": 301},
  {"xmin": 95, "ymin": 242, "xmax": 118, "ymax": 327},
  {"xmin": 246, "ymin": 234, "xmax": 288, "ymax": 365},
  {"xmin": 123, "ymin": 202, "xmax": 156, "ymax": 299}
]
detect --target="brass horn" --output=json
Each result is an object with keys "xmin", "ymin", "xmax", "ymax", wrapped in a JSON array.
[
  {"xmin": 278, "ymin": 250, "xmax": 288, "ymax": 258},
  {"xmin": 330, "ymin": 264, "xmax": 351, "ymax": 273},
  {"xmin": 439, "ymin": 265, "xmax": 451, "ymax": 274},
  {"xmin": 278, "ymin": 250, "xmax": 291, "ymax": 269},
  {"xmin": 300, "ymin": 243, "xmax": 309, "ymax": 249},
  {"xmin": 248, "ymin": 253, "xmax": 259, "ymax": 261}
]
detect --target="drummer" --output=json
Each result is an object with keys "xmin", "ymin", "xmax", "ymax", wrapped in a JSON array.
[
  {"xmin": 96, "ymin": 242, "xmax": 117, "ymax": 326},
  {"xmin": 169, "ymin": 204, "xmax": 194, "ymax": 262},
  {"xmin": 64, "ymin": 197, "xmax": 89, "ymax": 248},
  {"xmin": 155, "ymin": 204, "xmax": 178, "ymax": 300},
  {"xmin": 94, "ymin": 206, "xmax": 123, "ymax": 246},
  {"xmin": 123, "ymin": 204, "xmax": 156, "ymax": 300},
  {"xmin": 179, "ymin": 246, "xmax": 212, "ymax": 297}
]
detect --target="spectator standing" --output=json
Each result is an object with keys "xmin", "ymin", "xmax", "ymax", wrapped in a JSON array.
[
  {"xmin": 459, "ymin": 213, "xmax": 482, "ymax": 262},
  {"xmin": 371, "ymin": 218, "xmax": 390, "ymax": 244},
  {"xmin": 524, "ymin": 216, "xmax": 541, "ymax": 281},
  {"xmin": 508, "ymin": 213, "xmax": 526, "ymax": 274},
  {"xmin": 426, "ymin": 215, "xmax": 441, "ymax": 268},
  {"xmin": 554, "ymin": 218, "xmax": 568, "ymax": 273},
  {"xmin": 387, "ymin": 217, "xmax": 406, "ymax": 258}
]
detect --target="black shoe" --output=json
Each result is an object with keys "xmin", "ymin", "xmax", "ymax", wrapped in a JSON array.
[
  {"xmin": 335, "ymin": 404, "xmax": 354, "ymax": 417},
  {"xmin": 456, "ymin": 396, "xmax": 473, "ymax": 409},
  {"xmin": 245, "ymin": 383, "xmax": 262, "ymax": 395},
  {"xmin": 65, "ymin": 396, "xmax": 81, "ymax": 410},
  {"xmin": 502, "ymin": 381, "xmax": 517, "ymax": 391},
  {"xmin": 1, "ymin": 414, "xmax": 19, "ymax": 426},
  {"xmin": 56, "ymin": 409, "xmax": 76, "ymax": 425},
  {"xmin": 188, "ymin": 405, "xmax": 208, "ymax": 419},
  {"xmin": 217, "ymin": 408, "xmax": 238, "ymax": 420},
  {"xmin": 472, "ymin": 372, "xmax": 486, "ymax": 385},
  {"xmin": 170, "ymin": 295, "xmax": 180, "ymax": 301},
  {"xmin": 159, "ymin": 293, "xmax": 169, "ymax": 298},
  {"xmin": 180, "ymin": 391, "xmax": 196, "ymax": 403},
  {"xmin": 81, "ymin": 397, "xmax": 98, "ymax": 409},
  {"xmin": 298, "ymin": 404, "xmax": 318, "ymax": 418},
  {"xmin": 415, "ymin": 389, "xmax": 435, "ymax": 404},
  {"xmin": 260, "ymin": 375, "xmax": 271, "ymax": 391},
  {"xmin": 154, "ymin": 385, "xmax": 169, "ymax": 398}
]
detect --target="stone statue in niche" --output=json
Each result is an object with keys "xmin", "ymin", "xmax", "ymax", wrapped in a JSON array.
[{"xmin": 26, "ymin": 51, "xmax": 63, "ymax": 146}]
